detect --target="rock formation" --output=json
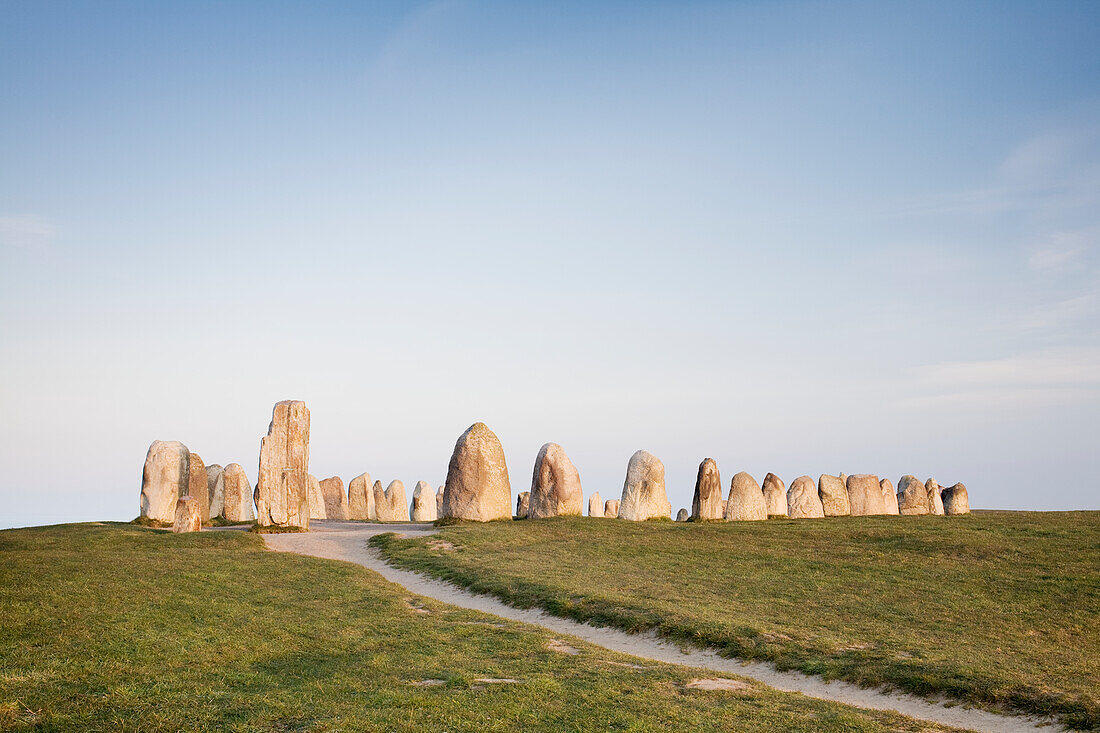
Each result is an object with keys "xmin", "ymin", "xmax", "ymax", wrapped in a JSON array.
[
  {"xmin": 222, "ymin": 463, "xmax": 254, "ymax": 523},
  {"xmin": 375, "ymin": 479, "xmax": 410, "ymax": 521},
  {"xmin": 528, "ymin": 443, "xmax": 583, "ymax": 519},
  {"xmin": 691, "ymin": 458, "xmax": 723, "ymax": 521},
  {"xmin": 817, "ymin": 474, "xmax": 851, "ymax": 516},
  {"xmin": 897, "ymin": 475, "xmax": 929, "ymax": 515},
  {"xmin": 255, "ymin": 400, "xmax": 311, "ymax": 527},
  {"xmin": 206, "ymin": 464, "xmax": 225, "ymax": 519},
  {"xmin": 725, "ymin": 472, "xmax": 767, "ymax": 521},
  {"xmin": 307, "ymin": 474, "xmax": 326, "ymax": 520},
  {"xmin": 618, "ymin": 450, "xmax": 671, "ymax": 521},
  {"xmin": 762, "ymin": 473, "xmax": 787, "ymax": 517},
  {"xmin": 721, "ymin": 499, "xmax": 727, "ymax": 516},
  {"xmin": 442, "ymin": 422, "xmax": 512, "ymax": 521},
  {"xmin": 787, "ymin": 476, "xmax": 825, "ymax": 518},
  {"xmin": 187, "ymin": 452, "xmax": 210, "ymax": 524},
  {"xmin": 436, "ymin": 486, "xmax": 445, "ymax": 517},
  {"xmin": 516, "ymin": 491, "xmax": 530, "ymax": 518},
  {"xmin": 411, "ymin": 481, "xmax": 438, "ymax": 521},
  {"xmin": 880, "ymin": 478, "xmax": 900, "ymax": 515},
  {"xmin": 589, "ymin": 491, "xmax": 603, "ymax": 517},
  {"xmin": 926, "ymin": 478, "xmax": 945, "ymax": 515},
  {"xmin": 942, "ymin": 483, "xmax": 970, "ymax": 515},
  {"xmin": 604, "ymin": 499, "xmax": 619, "ymax": 518},
  {"xmin": 320, "ymin": 476, "xmax": 349, "ymax": 520},
  {"xmin": 847, "ymin": 474, "xmax": 886, "ymax": 516},
  {"xmin": 348, "ymin": 472, "xmax": 374, "ymax": 520},
  {"xmin": 140, "ymin": 440, "xmax": 190, "ymax": 523},
  {"xmin": 172, "ymin": 496, "xmax": 201, "ymax": 533},
  {"xmin": 676, "ymin": 508, "xmax": 688, "ymax": 522}
]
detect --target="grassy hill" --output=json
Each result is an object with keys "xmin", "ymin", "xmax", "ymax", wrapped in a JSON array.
[{"xmin": 373, "ymin": 510, "xmax": 1100, "ymax": 729}]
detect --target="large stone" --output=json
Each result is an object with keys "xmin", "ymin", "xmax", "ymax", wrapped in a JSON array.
[
  {"xmin": 762, "ymin": 473, "xmax": 787, "ymax": 517},
  {"xmin": 618, "ymin": 450, "xmax": 671, "ymax": 521},
  {"xmin": 604, "ymin": 499, "xmax": 620, "ymax": 518},
  {"xmin": 172, "ymin": 496, "xmax": 202, "ymax": 533},
  {"xmin": 222, "ymin": 463, "xmax": 255, "ymax": 523},
  {"xmin": 787, "ymin": 476, "xmax": 824, "ymax": 518},
  {"xmin": 897, "ymin": 475, "xmax": 929, "ymax": 515},
  {"xmin": 320, "ymin": 476, "xmax": 349, "ymax": 520},
  {"xmin": 926, "ymin": 479, "xmax": 945, "ymax": 515},
  {"xmin": 140, "ymin": 440, "xmax": 190, "ymax": 523},
  {"xmin": 442, "ymin": 422, "xmax": 512, "ymax": 521},
  {"xmin": 186, "ymin": 452, "xmax": 210, "ymax": 524},
  {"xmin": 307, "ymin": 474, "xmax": 326, "ymax": 519},
  {"xmin": 725, "ymin": 472, "xmax": 766, "ymax": 521},
  {"xmin": 206, "ymin": 464, "xmax": 225, "ymax": 519},
  {"xmin": 516, "ymin": 491, "xmax": 530, "ymax": 518},
  {"xmin": 436, "ymin": 486, "xmax": 445, "ymax": 517},
  {"xmin": 528, "ymin": 443, "xmax": 583, "ymax": 519},
  {"xmin": 375, "ymin": 479, "xmax": 410, "ymax": 521},
  {"xmin": 411, "ymin": 481, "xmax": 438, "ymax": 522},
  {"xmin": 721, "ymin": 499, "xmax": 727, "ymax": 516},
  {"xmin": 942, "ymin": 483, "xmax": 970, "ymax": 515},
  {"xmin": 817, "ymin": 474, "xmax": 851, "ymax": 516},
  {"xmin": 589, "ymin": 491, "xmax": 603, "ymax": 517},
  {"xmin": 348, "ymin": 472, "xmax": 375, "ymax": 520},
  {"xmin": 691, "ymin": 458, "xmax": 723, "ymax": 521},
  {"xmin": 847, "ymin": 474, "xmax": 886, "ymax": 516},
  {"xmin": 880, "ymin": 478, "xmax": 900, "ymax": 515},
  {"xmin": 676, "ymin": 508, "xmax": 688, "ymax": 522},
  {"xmin": 255, "ymin": 400, "xmax": 310, "ymax": 527}
]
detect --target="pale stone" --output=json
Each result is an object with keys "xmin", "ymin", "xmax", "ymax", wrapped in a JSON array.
[
  {"xmin": 897, "ymin": 475, "xmax": 930, "ymax": 515},
  {"xmin": 762, "ymin": 473, "xmax": 787, "ymax": 517},
  {"xmin": 442, "ymin": 422, "xmax": 512, "ymax": 521},
  {"xmin": 721, "ymin": 499, "xmax": 727, "ymax": 515},
  {"xmin": 817, "ymin": 474, "xmax": 851, "ymax": 516},
  {"xmin": 676, "ymin": 508, "xmax": 688, "ymax": 522},
  {"xmin": 436, "ymin": 486, "xmax": 444, "ymax": 517},
  {"xmin": 927, "ymin": 478, "xmax": 945, "ymax": 515},
  {"xmin": 604, "ymin": 499, "xmax": 619, "ymax": 518},
  {"xmin": 528, "ymin": 443, "xmax": 583, "ymax": 519},
  {"xmin": 308, "ymin": 474, "xmax": 326, "ymax": 520},
  {"xmin": 942, "ymin": 482, "xmax": 970, "ymax": 515},
  {"xmin": 589, "ymin": 491, "xmax": 603, "ymax": 517},
  {"xmin": 516, "ymin": 491, "xmax": 530, "ymax": 519},
  {"xmin": 172, "ymin": 496, "xmax": 202, "ymax": 533},
  {"xmin": 206, "ymin": 464, "xmax": 225, "ymax": 519},
  {"xmin": 348, "ymin": 472, "xmax": 374, "ymax": 520},
  {"xmin": 691, "ymin": 458, "xmax": 723, "ymax": 521},
  {"xmin": 222, "ymin": 463, "xmax": 255, "ymax": 523},
  {"xmin": 880, "ymin": 478, "xmax": 900, "ymax": 515},
  {"xmin": 725, "ymin": 472, "xmax": 767, "ymax": 521},
  {"xmin": 847, "ymin": 474, "xmax": 886, "ymax": 516},
  {"xmin": 375, "ymin": 479, "xmax": 410, "ymax": 521},
  {"xmin": 320, "ymin": 476, "xmax": 349, "ymax": 520},
  {"xmin": 187, "ymin": 452, "xmax": 210, "ymax": 524},
  {"xmin": 786, "ymin": 476, "xmax": 824, "ymax": 518},
  {"xmin": 411, "ymin": 481, "xmax": 438, "ymax": 521},
  {"xmin": 140, "ymin": 440, "xmax": 189, "ymax": 523},
  {"xmin": 618, "ymin": 450, "xmax": 671, "ymax": 521},
  {"xmin": 255, "ymin": 400, "xmax": 310, "ymax": 527}
]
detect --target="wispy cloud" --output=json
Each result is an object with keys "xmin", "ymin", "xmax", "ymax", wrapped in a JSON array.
[{"xmin": 0, "ymin": 214, "xmax": 56, "ymax": 251}]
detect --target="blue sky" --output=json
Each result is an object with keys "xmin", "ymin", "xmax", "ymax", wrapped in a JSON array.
[{"xmin": 2, "ymin": 0, "xmax": 1099, "ymax": 528}]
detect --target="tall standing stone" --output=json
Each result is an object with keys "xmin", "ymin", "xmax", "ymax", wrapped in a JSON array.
[
  {"xmin": 725, "ymin": 472, "xmax": 767, "ymax": 521},
  {"xmin": 320, "ymin": 476, "xmax": 349, "ymax": 520},
  {"xmin": 187, "ymin": 452, "xmax": 210, "ymax": 524},
  {"xmin": 516, "ymin": 491, "xmax": 530, "ymax": 518},
  {"xmin": 436, "ymin": 485, "xmax": 445, "ymax": 517},
  {"xmin": 348, "ymin": 472, "xmax": 375, "ymax": 520},
  {"xmin": 942, "ymin": 483, "xmax": 970, "ymax": 515},
  {"xmin": 817, "ymin": 474, "xmax": 851, "ymax": 516},
  {"xmin": 255, "ymin": 400, "xmax": 311, "ymax": 528},
  {"xmin": 762, "ymin": 473, "xmax": 787, "ymax": 517},
  {"xmin": 206, "ymin": 464, "xmax": 225, "ymax": 519},
  {"xmin": 847, "ymin": 474, "xmax": 886, "ymax": 516},
  {"xmin": 897, "ymin": 475, "xmax": 929, "ymax": 515},
  {"xmin": 140, "ymin": 440, "xmax": 190, "ymax": 523},
  {"xmin": 442, "ymin": 422, "xmax": 512, "ymax": 521},
  {"xmin": 926, "ymin": 478, "xmax": 945, "ymax": 515},
  {"xmin": 172, "ymin": 496, "xmax": 202, "ymax": 533},
  {"xmin": 618, "ymin": 450, "xmax": 671, "ymax": 521},
  {"xmin": 528, "ymin": 443, "xmax": 583, "ymax": 519},
  {"xmin": 604, "ymin": 499, "xmax": 620, "ymax": 518},
  {"xmin": 787, "ymin": 476, "xmax": 825, "ymax": 518},
  {"xmin": 691, "ymin": 458, "xmax": 723, "ymax": 521},
  {"xmin": 880, "ymin": 478, "xmax": 900, "ymax": 515},
  {"xmin": 375, "ymin": 479, "xmax": 410, "ymax": 521},
  {"xmin": 589, "ymin": 491, "xmax": 603, "ymax": 517},
  {"xmin": 307, "ymin": 474, "xmax": 326, "ymax": 520},
  {"xmin": 411, "ymin": 481, "xmax": 438, "ymax": 522},
  {"xmin": 222, "ymin": 463, "xmax": 255, "ymax": 523}
]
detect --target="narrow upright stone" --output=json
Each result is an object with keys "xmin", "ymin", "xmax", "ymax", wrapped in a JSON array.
[
  {"xmin": 589, "ymin": 491, "xmax": 603, "ymax": 517},
  {"xmin": 817, "ymin": 474, "xmax": 851, "ymax": 516},
  {"xmin": 307, "ymin": 474, "xmax": 326, "ymax": 520},
  {"xmin": 528, "ymin": 443, "xmax": 583, "ymax": 519},
  {"xmin": 926, "ymin": 478, "xmax": 945, "ymax": 515},
  {"xmin": 187, "ymin": 452, "xmax": 210, "ymax": 524},
  {"xmin": 942, "ymin": 483, "xmax": 971, "ymax": 515},
  {"xmin": 436, "ymin": 486, "xmax": 445, "ymax": 517},
  {"xmin": 880, "ymin": 478, "xmax": 900, "ymax": 515},
  {"xmin": 516, "ymin": 491, "xmax": 530, "ymax": 518},
  {"xmin": 348, "ymin": 472, "xmax": 375, "ymax": 520},
  {"xmin": 847, "ymin": 474, "xmax": 886, "ymax": 516},
  {"xmin": 411, "ymin": 481, "xmax": 438, "ymax": 521},
  {"xmin": 604, "ymin": 499, "xmax": 619, "ymax": 518},
  {"xmin": 140, "ymin": 440, "xmax": 189, "ymax": 523},
  {"xmin": 442, "ymin": 422, "xmax": 512, "ymax": 521},
  {"xmin": 725, "ymin": 472, "xmax": 766, "ymax": 521},
  {"xmin": 691, "ymin": 458, "xmax": 723, "ymax": 520},
  {"xmin": 206, "ymin": 464, "xmax": 225, "ymax": 519},
  {"xmin": 172, "ymin": 496, "xmax": 202, "ymax": 533},
  {"xmin": 320, "ymin": 476, "xmax": 349, "ymax": 520},
  {"xmin": 618, "ymin": 450, "xmax": 671, "ymax": 521},
  {"xmin": 255, "ymin": 400, "xmax": 310, "ymax": 527},
  {"xmin": 787, "ymin": 476, "xmax": 825, "ymax": 518},
  {"xmin": 375, "ymin": 479, "xmax": 410, "ymax": 521},
  {"xmin": 897, "ymin": 475, "xmax": 929, "ymax": 515},
  {"xmin": 762, "ymin": 473, "xmax": 787, "ymax": 517},
  {"xmin": 222, "ymin": 463, "xmax": 255, "ymax": 523}
]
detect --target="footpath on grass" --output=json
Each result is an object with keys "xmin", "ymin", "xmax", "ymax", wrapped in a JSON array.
[{"xmin": 258, "ymin": 520, "xmax": 1059, "ymax": 733}]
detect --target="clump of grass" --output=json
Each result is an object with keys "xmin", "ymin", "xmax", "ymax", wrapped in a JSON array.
[
  {"xmin": 247, "ymin": 523, "xmax": 307, "ymax": 534},
  {"xmin": 130, "ymin": 516, "xmax": 169, "ymax": 528},
  {"xmin": 207, "ymin": 516, "xmax": 251, "ymax": 527}
]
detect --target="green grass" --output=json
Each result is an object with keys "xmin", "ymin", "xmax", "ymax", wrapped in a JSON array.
[
  {"xmin": 373, "ymin": 510, "xmax": 1100, "ymax": 730},
  {"xmin": 0, "ymin": 523, "xmax": 968, "ymax": 732}
]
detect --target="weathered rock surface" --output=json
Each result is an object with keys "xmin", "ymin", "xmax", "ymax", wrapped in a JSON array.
[
  {"xmin": 348, "ymin": 472, "xmax": 374, "ymax": 520},
  {"xmin": 721, "ymin": 499, "xmax": 727, "ymax": 516},
  {"xmin": 604, "ymin": 499, "xmax": 619, "ymax": 518},
  {"xmin": 140, "ymin": 440, "xmax": 190, "ymax": 523},
  {"xmin": 375, "ymin": 479, "xmax": 410, "ymax": 522},
  {"xmin": 411, "ymin": 481, "xmax": 438, "ymax": 521},
  {"xmin": 927, "ymin": 478, "xmax": 945, "ymax": 515},
  {"xmin": 787, "ymin": 476, "xmax": 824, "ymax": 518},
  {"xmin": 186, "ymin": 452, "xmax": 210, "ymax": 524},
  {"xmin": 725, "ymin": 472, "xmax": 767, "ymax": 521},
  {"xmin": 436, "ymin": 486, "xmax": 444, "ymax": 517},
  {"xmin": 676, "ymin": 508, "xmax": 688, "ymax": 522},
  {"xmin": 308, "ymin": 474, "xmax": 326, "ymax": 519},
  {"xmin": 516, "ymin": 491, "xmax": 530, "ymax": 519},
  {"xmin": 691, "ymin": 458, "xmax": 723, "ymax": 521},
  {"xmin": 618, "ymin": 450, "xmax": 671, "ymax": 521},
  {"xmin": 589, "ymin": 491, "xmax": 603, "ymax": 517},
  {"xmin": 880, "ymin": 478, "xmax": 900, "ymax": 515},
  {"xmin": 847, "ymin": 474, "xmax": 886, "ymax": 516},
  {"xmin": 320, "ymin": 476, "xmax": 349, "ymax": 520},
  {"xmin": 255, "ymin": 400, "xmax": 310, "ymax": 527},
  {"xmin": 172, "ymin": 496, "xmax": 202, "ymax": 533},
  {"xmin": 442, "ymin": 422, "xmax": 512, "ymax": 521},
  {"xmin": 206, "ymin": 464, "xmax": 225, "ymax": 519},
  {"xmin": 528, "ymin": 443, "xmax": 583, "ymax": 519},
  {"xmin": 942, "ymin": 482, "xmax": 970, "ymax": 515},
  {"xmin": 897, "ymin": 475, "xmax": 929, "ymax": 515},
  {"xmin": 762, "ymin": 473, "xmax": 787, "ymax": 517},
  {"xmin": 817, "ymin": 474, "xmax": 851, "ymax": 516},
  {"xmin": 222, "ymin": 463, "xmax": 254, "ymax": 523}
]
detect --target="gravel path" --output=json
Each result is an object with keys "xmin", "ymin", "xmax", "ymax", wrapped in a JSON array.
[{"xmin": 261, "ymin": 520, "xmax": 1058, "ymax": 733}]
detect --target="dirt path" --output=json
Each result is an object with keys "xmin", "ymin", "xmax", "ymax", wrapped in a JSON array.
[{"xmin": 261, "ymin": 520, "xmax": 1058, "ymax": 733}]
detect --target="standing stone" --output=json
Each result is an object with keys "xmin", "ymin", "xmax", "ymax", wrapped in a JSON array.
[
  {"xmin": 172, "ymin": 496, "xmax": 202, "ymax": 533},
  {"xmin": 255, "ymin": 400, "xmax": 310, "ymax": 527},
  {"xmin": 880, "ymin": 478, "xmax": 900, "ymax": 515},
  {"xmin": 206, "ymin": 464, "xmax": 225, "ymax": 519},
  {"xmin": 787, "ymin": 476, "xmax": 825, "ymax": 518},
  {"xmin": 618, "ymin": 450, "xmax": 671, "ymax": 521},
  {"xmin": 436, "ymin": 486, "xmax": 445, "ymax": 517},
  {"xmin": 442, "ymin": 422, "xmax": 512, "ymax": 522},
  {"xmin": 320, "ymin": 476, "xmax": 349, "ymax": 520},
  {"xmin": 926, "ymin": 479, "xmax": 945, "ymax": 515},
  {"xmin": 516, "ymin": 491, "xmax": 530, "ymax": 519},
  {"xmin": 411, "ymin": 481, "xmax": 438, "ymax": 521},
  {"xmin": 604, "ymin": 499, "xmax": 620, "ymax": 518},
  {"xmin": 817, "ymin": 474, "xmax": 851, "ymax": 516},
  {"xmin": 222, "ymin": 463, "xmax": 255, "ymax": 523},
  {"xmin": 307, "ymin": 474, "xmax": 326, "ymax": 520},
  {"xmin": 348, "ymin": 472, "xmax": 375, "ymax": 520},
  {"xmin": 762, "ymin": 473, "xmax": 787, "ymax": 517},
  {"xmin": 691, "ymin": 458, "xmax": 723, "ymax": 521},
  {"xmin": 725, "ymin": 472, "xmax": 767, "ymax": 521},
  {"xmin": 187, "ymin": 452, "xmax": 210, "ymax": 524},
  {"xmin": 375, "ymin": 479, "xmax": 410, "ymax": 521},
  {"xmin": 140, "ymin": 440, "xmax": 190, "ymax": 523},
  {"xmin": 589, "ymin": 491, "xmax": 603, "ymax": 517},
  {"xmin": 528, "ymin": 443, "xmax": 583, "ymax": 519},
  {"xmin": 847, "ymin": 474, "xmax": 886, "ymax": 516},
  {"xmin": 942, "ymin": 483, "xmax": 970, "ymax": 515},
  {"xmin": 721, "ymin": 499, "xmax": 728, "ymax": 516},
  {"xmin": 897, "ymin": 475, "xmax": 929, "ymax": 515},
  {"xmin": 676, "ymin": 508, "xmax": 688, "ymax": 522}
]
